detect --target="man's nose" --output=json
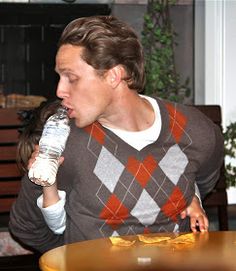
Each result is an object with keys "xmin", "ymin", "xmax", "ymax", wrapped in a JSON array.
[{"xmin": 56, "ymin": 83, "xmax": 67, "ymax": 99}]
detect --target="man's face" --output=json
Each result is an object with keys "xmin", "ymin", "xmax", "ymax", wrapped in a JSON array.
[{"xmin": 55, "ymin": 44, "xmax": 113, "ymax": 128}]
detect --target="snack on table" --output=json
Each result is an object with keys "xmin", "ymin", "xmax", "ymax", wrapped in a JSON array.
[
  {"xmin": 167, "ymin": 233, "xmax": 195, "ymax": 244},
  {"xmin": 109, "ymin": 236, "xmax": 136, "ymax": 246},
  {"xmin": 138, "ymin": 235, "xmax": 171, "ymax": 244},
  {"xmin": 109, "ymin": 233, "xmax": 196, "ymax": 247}
]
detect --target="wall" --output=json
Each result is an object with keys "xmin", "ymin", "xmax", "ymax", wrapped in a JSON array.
[
  {"xmin": 195, "ymin": 0, "xmax": 236, "ymax": 128},
  {"xmin": 224, "ymin": 1, "xmax": 236, "ymax": 126},
  {"xmin": 195, "ymin": 0, "xmax": 236, "ymax": 204},
  {"xmin": 112, "ymin": 0, "xmax": 194, "ymax": 103},
  {"xmin": 111, "ymin": 1, "xmax": 147, "ymax": 39},
  {"xmin": 0, "ymin": 0, "xmax": 193, "ymax": 102}
]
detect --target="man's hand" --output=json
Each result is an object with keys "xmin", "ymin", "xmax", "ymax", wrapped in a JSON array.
[{"xmin": 180, "ymin": 196, "xmax": 209, "ymax": 233}]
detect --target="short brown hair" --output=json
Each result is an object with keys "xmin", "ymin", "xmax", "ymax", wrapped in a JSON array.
[{"xmin": 58, "ymin": 16, "xmax": 145, "ymax": 92}]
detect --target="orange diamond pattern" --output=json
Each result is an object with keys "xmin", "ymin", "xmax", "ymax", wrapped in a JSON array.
[
  {"xmin": 143, "ymin": 227, "xmax": 151, "ymax": 234},
  {"xmin": 99, "ymin": 194, "xmax": 129, "ymax": 230},
  {"xmin": 161, "ymin": 187, "xmax": 187, "ymax": 222},
  {"xmin": 165, "ymin": 103, "xmax": 187, "ymax": 143},
  {"xmin": 126, "ymin": 155, "xmax": 158, "ymax": 188},
  {"xmin": 84, "ymin": 122, "xmax": 106, "ymax": 145}
]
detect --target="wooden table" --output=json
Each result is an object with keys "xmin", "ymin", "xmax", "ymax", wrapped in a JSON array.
[{"xmin": 40, "ymin": 231, "xmax": 236, "ymax": 271}]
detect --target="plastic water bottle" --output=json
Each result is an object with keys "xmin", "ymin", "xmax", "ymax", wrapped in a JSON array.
[{"xmin": 28, "ymin": 106, "xmax": 71, "ymax": 186}]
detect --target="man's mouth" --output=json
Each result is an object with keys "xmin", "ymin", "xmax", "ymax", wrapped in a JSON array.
[
  {"xmin": 67, "ymin": 108, "xmax": 73, "ymax": 116},
  {"xmin": 61, "ymin": 103, "xmax": 73, "ymax": 116},
  {"xmin": 64, "ymin": 107, "xmax": 74, "ymax": 119}
]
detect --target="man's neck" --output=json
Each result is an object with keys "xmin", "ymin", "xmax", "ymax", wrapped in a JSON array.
[{"xmin": 98, "ymin": 91, "xmax": 155, "ymax": 132}]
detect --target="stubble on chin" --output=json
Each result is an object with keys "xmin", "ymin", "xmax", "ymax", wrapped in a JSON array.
[
  {"xmin": 74, "ymin": 118, "xmax": 90, "ymax": 129},
  {"xmin": 74, "ymin": 118, "xmax": 83, "ymax": 128}
]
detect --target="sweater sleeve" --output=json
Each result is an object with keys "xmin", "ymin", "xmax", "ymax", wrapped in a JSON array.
[
  {"xmin": 9, "ymin": 174, "xmax": 64, "ymax": 253},
  {"xmin": 195, "ymin": 122, "xmax": 224, "ymax": 199}
]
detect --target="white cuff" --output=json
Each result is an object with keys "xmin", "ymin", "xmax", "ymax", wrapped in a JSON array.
[{"xmin": 37, "ymin": 190, "xmax": 66, "ymax": 234}]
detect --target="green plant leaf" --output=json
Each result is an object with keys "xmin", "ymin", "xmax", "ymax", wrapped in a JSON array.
[{"xmin": 142, "ymin": 0, "xmax": 190, "ymax": 103}]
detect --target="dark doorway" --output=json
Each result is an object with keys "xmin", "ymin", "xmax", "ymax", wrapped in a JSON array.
[{"xmin": 0, "ymin": 3, "xmax": 111, "ymax": 100}]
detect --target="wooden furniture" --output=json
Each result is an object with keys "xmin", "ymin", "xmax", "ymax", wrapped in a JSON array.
[
  {"xmin": 0, "ymin": 108, "xmax": 40, "ymax": 271},
  {"xmin": 0, "ymin": 108, "xmax": 23, "ymax": 215},
  {"xmin": 40, "ymin": 231, "xmax": 236, "ymax": 271},
  {"xmin": 194, "ymin": 105, "xmax": 228, "ymax": 231}
]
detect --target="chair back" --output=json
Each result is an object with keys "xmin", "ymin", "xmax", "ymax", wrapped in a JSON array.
[
  {"xmin": 194, "ymin": 105, "xmax": 228, "ymax": 230},
  {"xmin": 0, "ymin": 108, "xmax": 23, "ymax": 214}
]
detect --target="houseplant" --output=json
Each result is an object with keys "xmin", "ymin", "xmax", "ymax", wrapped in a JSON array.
[
  {"xmin": 141, "ymin": 0, "xmax": 190, "ymax": 102},
  {"xmin": 224, "ymin": 122, "xmax": 236, "ymax": 188}
]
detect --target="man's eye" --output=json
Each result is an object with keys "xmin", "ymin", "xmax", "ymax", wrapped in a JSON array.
[{"xmin": 68, "ymin": 77, "xmax": 78, "ymax": 83}]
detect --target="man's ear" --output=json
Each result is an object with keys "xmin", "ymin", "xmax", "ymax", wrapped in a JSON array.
[{"xmin": 106, "ymin": 65, "xmax": 125, "ymax": 88}]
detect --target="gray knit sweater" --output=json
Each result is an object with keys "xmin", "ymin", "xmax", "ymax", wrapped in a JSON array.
[{"xmin": 9, "ymin": 98, "xmax": 224, "ymax": 253}]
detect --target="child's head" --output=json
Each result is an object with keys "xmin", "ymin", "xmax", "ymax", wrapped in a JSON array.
[{"xmin": 17, "ymin": 99, "xmax": 61, "ymax": 172}]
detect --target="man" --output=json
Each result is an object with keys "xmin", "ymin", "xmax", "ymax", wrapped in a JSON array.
[{"xmin": 9, "ymin": 16, "xmax": 224, "ymax": 253}]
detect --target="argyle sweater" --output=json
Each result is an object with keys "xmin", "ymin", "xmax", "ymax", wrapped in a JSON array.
[{"xmin": 9, "ymin": 98, "xmax": 224, "ymax": 253}]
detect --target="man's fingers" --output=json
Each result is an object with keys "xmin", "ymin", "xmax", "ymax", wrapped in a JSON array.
[
  {"xmin": 190, "ymin": 215, "xmax": 209, "ymax": 233},
  {"xmin": 190, "ymin": 217, "xmax": 198, "ymax": 233},
  {"xmin": 180, "ymin": 210, "xmax": 187, "ymax": 219},
  {"xmin": 196, "ymin": 216, "xmax": 206, "ymax": 232}
]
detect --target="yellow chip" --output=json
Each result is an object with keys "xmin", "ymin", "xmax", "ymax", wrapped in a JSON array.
[
  {"xmin": 109, "ymin": 236, "xmax": 136, "ymax": 246},
  {"xmin": 138, "ymin": 235, "xmax": 171, "ymax": 244},
  {"xmin": 168, "ymin": 233, "xmax": 195, "ymax": 244}
]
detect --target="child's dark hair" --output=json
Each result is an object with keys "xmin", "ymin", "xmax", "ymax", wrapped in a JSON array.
[{"xmin": 17, "ymin": 99, "xmax": 61, "ymax": 172}]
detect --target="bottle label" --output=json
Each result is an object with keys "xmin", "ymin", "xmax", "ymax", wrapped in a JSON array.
[{"xmin": 39, "ymin": 122, "xmax": 70, "ymax": 155}]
